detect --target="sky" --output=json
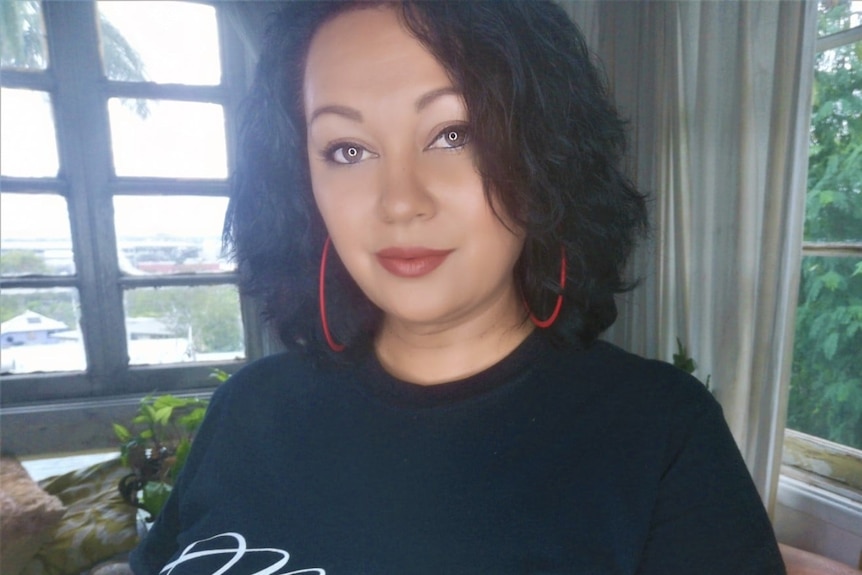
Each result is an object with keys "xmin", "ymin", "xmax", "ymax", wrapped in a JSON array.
[{"xmin": 1, "ymin": 1, "xmax": 227, "ymax": 243}]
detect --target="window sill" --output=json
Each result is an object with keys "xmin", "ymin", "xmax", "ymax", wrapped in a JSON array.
[
  {"xmin": 0, "ymin": 390, "xmax": 214, "ymax": 457},
  {"xmin": 782, "ymin": 429, "xmax": 862, "ymax": 504}
]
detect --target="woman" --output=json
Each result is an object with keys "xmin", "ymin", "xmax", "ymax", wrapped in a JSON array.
[{"xmin": 131, "ymin": 2, "xmax": 785, "ymax": 573}]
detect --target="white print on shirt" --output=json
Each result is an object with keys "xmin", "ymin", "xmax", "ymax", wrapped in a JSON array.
[{"xmin": 160, "ymin": 532, "xmax": 326, "ymax": 575}]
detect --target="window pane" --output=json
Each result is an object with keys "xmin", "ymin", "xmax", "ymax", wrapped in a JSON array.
[
  {"xmin": 108, "ymin": 99, "xmax": 227, "ymax": 178},
  {"xmin": 788, "ymin": 255, "xmax": 862, "ymax": 450},
  {"xmin": 1, "ymin": 193, "xmax": 75, "ymax": 276},
  {"xmin": 0, "ymin": 0, "xmax": 48, "ymax": 70},
  {"xmin": 114, "ymin": 195, "xmax": 232, "ymax": 275},
  {"xmin": 0, "ymin": 288, "xmax": 85, "ymax": 374},
  {"xmin": 0, "ymin": 88, "xmax": 59, "ymax": 177},
  {"xmin": 124, "ymin": 285, "xmax": 245, "ymax": 366},
  {"xmin": 805, "ymin": 40, "xmax": 862, "ymax": 242},
  {"xmin": 817, "ymin": 0, "xmax": 862, "ymax": 37},
  {"xmin": 98, "ymin": 1, "xmax": 220, "ymax": 85}
]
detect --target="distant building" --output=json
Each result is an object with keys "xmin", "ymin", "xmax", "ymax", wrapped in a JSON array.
[
  {"xmin": 0, "ymin": 313, "xmax": 193, "ymax": 373},
  {"xmin": 126, "ymin": 316, "xmax": 175, "ymax": 340},
  {"xmin": 0, "ymin": 310, "xmax": 69, "ymax": 348},
  {"xmin": 0, "ymin": 310, "xmax": 239, "ymax": 374}
]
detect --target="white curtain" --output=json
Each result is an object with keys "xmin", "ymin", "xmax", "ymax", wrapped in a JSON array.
[{"xmin": 561, "ymin": 0, "xmax": 818, "ymax": 513}]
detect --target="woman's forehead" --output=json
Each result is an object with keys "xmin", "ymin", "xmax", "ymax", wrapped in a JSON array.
[{"xmin": 303, "ymin": 6, "xmax": 453, "ymax": 119}]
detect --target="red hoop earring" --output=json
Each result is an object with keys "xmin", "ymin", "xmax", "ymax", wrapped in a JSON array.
[
  {"xmin": 319, "ymin": 236, "xmax": 345, "ymax": 352},
  {"xmin": 527, "ymin": 246, "xmax": 567, "ymax": 329}
]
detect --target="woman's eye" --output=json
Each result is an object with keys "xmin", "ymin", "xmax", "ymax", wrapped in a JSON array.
[
  {"xmin": 327, "ymin": 144, "xmax": 371, "ymax": 165},
  {"xmin": 428, "ymin": 125, "xmax": 470, "ymax": 150}
]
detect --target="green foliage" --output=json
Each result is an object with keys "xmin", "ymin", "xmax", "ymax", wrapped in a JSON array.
[
  {"xmin": 0, "ymin": 0, "xmax": 45, "ymax": 69},
  {"xmin": 0, "ymin": 250, "xmax": 49, "ymax": 276},
  {"xmin": 672, "ymin": 338, "xmax": 711, "ymax": 392},
  {"xmin": 115, "ymin": 393, "xmax": 210, "ymax": 519},
  {"xmin": 124, "ymin": 285, "xmax": 243, "ymax": 354},
  {"xmin": 787, "ymin": 1, "xmax": 862, "ymax": 450},
  {"xmin": 1, "ymin": 0, "xmax": 149, "ymax": 116},
  {"xmin": 804, "ymin": 33, "xmax": 862, "ymax": 243},
  {"xmin": 141, "ymin": 482, "xmax": 173, "ymax": 519},
  {"xmin": 789, "ymin": 257, "xmax": 862, "ymax": 449},
  {"xmin": 0, "ymin": 289, "xmax": 78, "ymax": 327},
  {"xmin": 672, "ymin": 338, "xmax": 697, "ymax": 373},
  {"xmin": 209, "ymin": 368, "xmax": 231, "ymax": 383}
]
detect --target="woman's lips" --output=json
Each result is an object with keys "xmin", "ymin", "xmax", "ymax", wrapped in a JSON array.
[{"xmin": 375, "ymin": 247, "xmax": 453, "ymax": 278}]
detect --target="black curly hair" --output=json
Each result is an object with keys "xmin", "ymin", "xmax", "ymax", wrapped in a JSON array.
[{"xmin": 224, "ymin": 0, "xmax": 648, "ymax": 360}]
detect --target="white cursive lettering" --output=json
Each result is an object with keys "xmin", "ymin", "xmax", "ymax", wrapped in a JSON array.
[{"xmin": 160, "ymin": 532, "xmax": 326, "ymax": 575}]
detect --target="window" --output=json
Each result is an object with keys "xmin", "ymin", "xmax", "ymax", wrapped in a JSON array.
[
  {"xmin": 0, "ymin": 1, "xmax": 262, "ymax": 452},
  {"xmin": 783, "ymin": 0, "xmax": 862, "ymax": 499}
]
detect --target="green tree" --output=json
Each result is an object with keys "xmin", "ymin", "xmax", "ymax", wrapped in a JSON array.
[
  {"xmin": 124, "ymin": 286, "xmax": 243, "ymax": 354},
  {"xmin": 0, "ymin": 1, "xmax": 44, "ymax": 68},
  {"xmin": 0, "ymin": 290, "xmax": 78, "ymax": 327},
  {"xmin": 2, "ymin": 0, "xmax": 143, "ymax": 73},
  {"xmin": 0, "ymin": 250, "xmax": 49, "ymax": 275},
  {"xmin": 787, "ymin": 1, "xmax": 862, "ymax": 449},
  {"xmin": 1, "ymin": 0, "xmax": 149, "ymax": 116}
]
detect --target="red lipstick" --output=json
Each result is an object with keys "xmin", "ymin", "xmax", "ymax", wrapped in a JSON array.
[{"xmin": 375, "ymin": 247, "xmax": 453, "ymax": 278}]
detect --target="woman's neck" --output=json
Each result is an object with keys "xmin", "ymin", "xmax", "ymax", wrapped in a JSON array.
[{"xmin": 373, "ymin": 299, "xmax": 535, "ymax": 386}]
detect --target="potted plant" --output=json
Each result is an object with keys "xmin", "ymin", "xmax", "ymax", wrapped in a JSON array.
[{"xmin": 114, "ymin": 375, "xmax": 221, "ymax": 521}]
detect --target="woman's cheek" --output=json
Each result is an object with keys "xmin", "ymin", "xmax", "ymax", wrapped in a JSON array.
[{"xmin": 313, "ymin": 165, "xmax": 378, "ymax": 225}]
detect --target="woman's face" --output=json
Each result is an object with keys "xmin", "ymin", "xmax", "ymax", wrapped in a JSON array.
[{"xmin": 304, "ymin": 6, "xmax": 525, "ymax": 333}]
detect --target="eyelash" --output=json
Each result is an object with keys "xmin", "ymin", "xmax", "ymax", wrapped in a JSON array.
[
  {"xmin": 320, "ymin": 124, "xmax": 470, "ymax": 166},
  {"xmin": 322, "ymin": 143, "xmax": 374, "ymax": 165},
  {"xmin": 428, "ymin": 124, "xmax": 470, "ymax": 150}
]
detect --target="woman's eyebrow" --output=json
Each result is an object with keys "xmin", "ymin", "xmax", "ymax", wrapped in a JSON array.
[
  {"xmin": 308, "ymin": 87, "xmax": 460, "ymax": 126},
  {"xmin": 415, "ymin": 87, "xmax": 460, "ymax": 112},
  {"xmin": 308, "ymin": 105, "xmax": 363, "ymax": 126}
]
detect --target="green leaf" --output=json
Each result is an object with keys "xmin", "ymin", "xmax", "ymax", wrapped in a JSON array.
[
  {"xmin": 209, "ymin": 368, "xmax": 230, "ymax": 383},
  {"xmin": 153, "ymin": 395, "xmax": 186, "ymax": 409},
  {"xmin": 154, "ymin": 405, "xmax": 173, "ymax": 426},
  {"xmin": 141, "ymin": 481, "xmax": 173, "ymax": 519},
  {"xmin": 171, "ymin": 438, "xmax": 192, "ymax": 482},
  {"xmin": 822, "ymin": 332, "xmax": 839, "ymax": 360},
  {"xmin": 822, "ymin": 270, "xmax": 844, "ymax": 291},
  {"xmin": 142, "ymin": 404, "xmax": 158, "ymax": 423},
  {"xmin": 178, "ymin": 407, "xmax": 207, "ymax": 432},
  {"xmin": 113, "ymin": 423, "xmax": 131, "ymax": 442},
  {"xmin": 672, "ymin": 338, "xmax": 697, "ymax": 374}
]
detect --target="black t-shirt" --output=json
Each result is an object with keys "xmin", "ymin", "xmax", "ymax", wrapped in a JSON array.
[{"xmin": 130, "ymin": 332, "xmax": 785, "ymax": 574}]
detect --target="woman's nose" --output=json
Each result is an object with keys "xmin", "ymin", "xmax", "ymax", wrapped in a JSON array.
[{"xmin": 376, "ymin": 155, "xmax": 436, "ymax": 224}]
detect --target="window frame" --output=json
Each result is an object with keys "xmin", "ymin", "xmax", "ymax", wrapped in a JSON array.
[
  {"xmin": 0, "ymin": 1, "xmax": 265, "ymax": 454},
  {"xmin": 781, "ymin": 19, "xmax": 862, "ymax": 501}
]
